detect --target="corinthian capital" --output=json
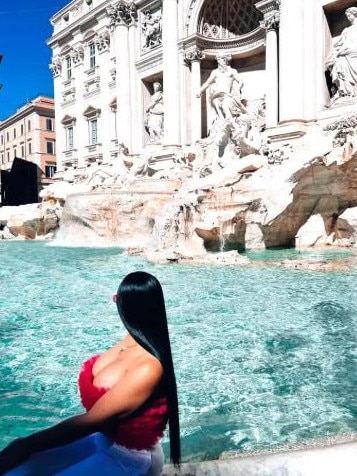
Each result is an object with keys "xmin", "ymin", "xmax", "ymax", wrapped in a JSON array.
[
  {"xmin": 106, "ymin": 1, "xmax": 137, "ymax": 29},
  {"xmin": 184, "ymin": 48, "xmax": 205, "ymax": 66},
  {"xmin": 260, "ymin": 10, "xmax": 280, "ymax": 31}
]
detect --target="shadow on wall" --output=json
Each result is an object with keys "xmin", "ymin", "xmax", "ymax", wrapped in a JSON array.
[{"xmin": 1, "ymin": 157, "xmax": 40, "ymax": 206}]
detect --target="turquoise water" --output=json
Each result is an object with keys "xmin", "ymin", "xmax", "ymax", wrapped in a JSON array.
[{"xmin": 0, "ymin": 241, "xmax": 357, "ymax": 462}]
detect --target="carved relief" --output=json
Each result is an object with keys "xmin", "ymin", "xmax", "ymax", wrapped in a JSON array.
[
  {"xmin": 96, "ymin": 30, "xmax": 110, "ymax": 52},
  {"xmin": 71, "ymin": 1, "xmax": 83, "ymax": 17},
  {"xmin": 110, "ymin": 69, "xmax": 117, "ymax": 82},
  {"xmin": 141, "ymin": 8, "xmax": 162, "ymax": 53},
  {"xmin": 84, "ymin": 76, "xmax": 100, "ymax": 94},
  {"xmin": 62, "ymin": 87, "xmax": 76, "ymax": 103},
  {"xmin": 50, "ymin": 57, "xmax": 62, "ymax": 77},
  {"xmin": 71, "ymin": 45, "xmax": 84, "ymax": 65}
]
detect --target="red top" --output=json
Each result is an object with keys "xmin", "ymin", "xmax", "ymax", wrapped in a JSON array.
[{"xmin": 78, "ymin": 355, "xmax": 168, "ymax": 450}]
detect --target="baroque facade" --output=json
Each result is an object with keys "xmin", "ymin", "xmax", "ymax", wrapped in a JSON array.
[{"xmin": 48, "ymin": 0, "xmax": 357, "ymax": 177}]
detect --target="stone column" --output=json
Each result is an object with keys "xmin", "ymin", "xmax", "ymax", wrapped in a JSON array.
[
  {"xmin": 278, "ymin": 0, "xmax": 304, "ymax": 121},
  {"xmin": 96, "ymin": 30, "xmax": 111, "ymax": 163},
  {"xmin": 127, "ymin": 3, "xmax": 139, "ymax": 153},
  {"xmin": 302, "ymin": 0, "xmax": 318, "ymax": 119},
  {"xmin": 185, "ymin": 48, "xmax": 205, "ymax": 143},
  {"xmin": 162, "ymin": 0, "xmax": 181, "ymax": 146},
  {"xmin": 108, "ymin": 2, "xmax": 132, "ymax": 150},
  {"xmin": 50, "ymin": 57, "xmax": 65, "ymax": 171},
  {"xmin": 260, "ymin": 12, "xmax": 279, "ymax": 128}
]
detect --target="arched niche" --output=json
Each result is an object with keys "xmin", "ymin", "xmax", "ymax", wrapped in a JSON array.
[
  {"xmin": 184, "ymin": 0, "xmax": 264, "ymax": 59},
  {"xmin": 199, "ymin": 0, "xmax": 262, "ymax": 38},
  {"xmin": 186, "ymin": 0, "xmax": 262, "ymax": 38}
]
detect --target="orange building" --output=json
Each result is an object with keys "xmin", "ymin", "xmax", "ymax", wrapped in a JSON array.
[{"xmin": 0, "ymin": 96, "xmax": 57, "ymax": 197}]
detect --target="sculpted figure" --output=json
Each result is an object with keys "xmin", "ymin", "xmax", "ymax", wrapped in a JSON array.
[
  {"xmin": 142, "ymin": 10, "xmax": 162, "ymax": 51},
  {"xmin": 197, "ymin": 54, "xmax": 247, "ymax": 122},
  {"xmin": 326, "ymin": 7, "xmax": 357, "ymax": 103},
  {"xmin": 144, "ymin": 81, "xmax": 164, "ymax": 143}
]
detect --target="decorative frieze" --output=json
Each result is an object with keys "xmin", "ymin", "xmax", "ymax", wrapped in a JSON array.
[
  {"xmin": 96, "ymin": 30, "xmax": 110, "ymax": 53},
  {"xmin": 62, "ymin": 87, "xmax": 76, "ymax": 103},
  {"xmin": 49, "ymin": 57, "xmax": 62, "ymax": 77},
  {"xmin": 141, "ymin": 7, "xmax": 162, "ymax": 53},
  {"xmin": 71, "ymin": 45, "xmax": 84, "ymax": 65},
  {"xmin": 84, "ymin": 76, "xmax": 100, "ymax": 94}
]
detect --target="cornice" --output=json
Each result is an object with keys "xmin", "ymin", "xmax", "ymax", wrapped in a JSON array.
[
  {"xmin": 47, "ymin": 2, "xmax": 108, "ymax": 47},
  {"xmin": 135, "ymin": 48, "xmax": 163, "ymax": 73},
  {"xmin": 0, "ymin": 104, "xmax": 54, "ymax": 129},
  {"xmin": 180, "ymin": 28, "xmax": 266, "ymax": 58},
  {"xmin": 255, "ymin": 0, "xmax": 281, "ymax": 16}
]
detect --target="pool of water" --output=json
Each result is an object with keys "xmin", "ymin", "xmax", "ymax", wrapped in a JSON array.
[{"xmin": 0, "ymin": 241, "xmax": 357, "ymax": 462}]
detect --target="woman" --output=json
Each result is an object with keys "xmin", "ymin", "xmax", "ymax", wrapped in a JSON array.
[{"xmin": 0, "ymin": 271, "xmax": 180, "ymax": 475}]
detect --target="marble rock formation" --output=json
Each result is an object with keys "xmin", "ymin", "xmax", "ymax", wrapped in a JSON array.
[
  {"xmin": 3, "ymin": 112, "xmax": 357, "ymax": 262},
  {"xmin": 0, "ymin": 202, "xmax": 61, "ymax": 240}
]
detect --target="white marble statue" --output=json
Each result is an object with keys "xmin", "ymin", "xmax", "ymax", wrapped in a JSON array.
[
  {"xmin": 196, "ymin": 54, "xmax": 247, "ymax": 122},
  {"xmin": 144, "ymin": 81, "xmax": 164, "ymax": 143},
  {"xmin": 141, "ymin": 10, "xmax": 162, "ymax": 51},
  {"xmin": 326, "ymin": 7, "xmax": 357, "ymax": 104}
]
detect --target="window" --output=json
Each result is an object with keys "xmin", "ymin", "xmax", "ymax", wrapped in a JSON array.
[
  {"xmin": 7, "ymin": 151, "xmax": 10, "ymax": 161},
  {"xmin": 21, "ymin": 145, "xmax": 24, "ymax": 157},
  {"xmin": 0, "ymin": 135, "xmax": 3, "ymax": 145},
  {"xmin": 27, "ymin": 120, "xmax": 31, "ymax": 132},
  {"xmin": 89, "ymin": 43, "xmax": 96, "ymax": 69},
  {"xmin": 6, "ymin": 132, "xmax": 9, "ymax": 141},
  {"xmin": 21, "ymin": 124, "xmax": 24, "ymax": 135},
  {"xmin": 1, "ymin": 154, "xmax": 4, "ymax": 164},
  {"xmin": 89, "ymin": 118, "xmax": 98, "ymax": 145},
  {"xmin": 45, "ymin": 164, "xmax": 57, "ymax": 178},
  {"xmin": 46, "ymin": 118, "xmax": 53, "ymax": 131},
  {"xmin": 13, "ymin": 147, "xmax": 17, "ymax": 158},
  {"xmin": 13, "ymin": 128, "xmax": 16, "ymax": 139},
  {"xmin": 28, "ymin": 141, "xmax": 32, "ymax": 154},
  {"xmin": 46, "ymin": 140, "xmax": 55, "ymax": 154},
  {"xmin": 66, "ymin": 126, "xmax": 74, "ymax": 150},
  {"xmin": 66, "ymin": 56, "xmax": 72, "ymax": 80}
]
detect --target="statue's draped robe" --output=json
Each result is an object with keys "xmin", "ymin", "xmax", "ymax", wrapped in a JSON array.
[{"xmin": 331, "ymin": 24, "xmax": 357, "ymax": 97}]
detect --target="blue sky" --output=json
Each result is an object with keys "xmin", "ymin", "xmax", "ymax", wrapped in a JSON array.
[{"xmin": 0, "ymin": 1, "xmax": 70, "ymax": 120}]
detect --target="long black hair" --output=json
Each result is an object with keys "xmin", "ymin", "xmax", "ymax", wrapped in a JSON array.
[{"xmin": 116, "ymin": 271, "xmax": 181, "ymax": 466}]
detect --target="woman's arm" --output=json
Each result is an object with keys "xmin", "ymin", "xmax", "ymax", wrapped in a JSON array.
[{"xmin": 0, "ymin": 359, "xmax": 163, "ymax": 473}]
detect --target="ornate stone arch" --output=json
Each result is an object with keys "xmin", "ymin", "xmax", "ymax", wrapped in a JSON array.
[
  {"xmin": 199, "ymin": 0, "xmax": 261, "ymax": 38},
  {"xmin": 186, "ymin": 0, "xmax": 262, "ymax": 37},
  {"xmin": 184, "ymin": 0, "xmax": 264, "ymax": 56}
]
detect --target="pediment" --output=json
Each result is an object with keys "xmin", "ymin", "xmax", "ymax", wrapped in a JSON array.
[
  {"xmin": 61, "ymin": 114, "xmax": 76, "ymax": 125},
  {"xmin": 83, "ymin": 105, "xmax": 101, "ymax": 118}
]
